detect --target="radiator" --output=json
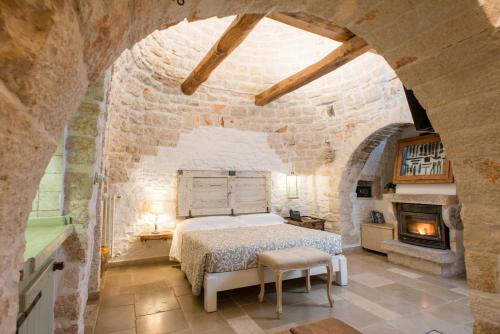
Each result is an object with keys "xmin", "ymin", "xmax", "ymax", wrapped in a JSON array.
[{"xmin": 101, "ymin": 194, "xmax": 118, "ymax": 257}]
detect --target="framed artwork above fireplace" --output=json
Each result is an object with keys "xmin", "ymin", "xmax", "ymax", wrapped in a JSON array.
[{"xmin": 393, "ymin": 134, "xmax": 454, "ymax": 184}]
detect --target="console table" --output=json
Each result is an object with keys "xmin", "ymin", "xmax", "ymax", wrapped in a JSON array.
[{"xmin": 285, "ymin": 216, "xmax": 325, "ymax": 231}]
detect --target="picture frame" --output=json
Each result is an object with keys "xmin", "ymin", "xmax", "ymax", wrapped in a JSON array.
[
  {"xmin": 370, "ymin": 210, "xmax": 385, "ymax": 224},
  {"xmin": 393, "ymin": 134, "xmax": 453, "ymax": 184}
]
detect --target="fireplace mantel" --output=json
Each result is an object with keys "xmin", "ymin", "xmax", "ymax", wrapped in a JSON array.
[
  {"xmin": 383, "ymin": 193, "xmax": 458, "ymax": 206},
  {"xmin": 382, "ymin": 192, "xmax": 464, "ymax": 277}
]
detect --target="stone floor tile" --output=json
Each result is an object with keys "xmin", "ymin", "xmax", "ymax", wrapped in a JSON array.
[
  {"xmin": 417, "ymin": 275, "xmax": 458, "ymax": 289},
  {"xmin": 386, "ymin": 267, "xmax": 423, "ymax": 279},
  {"xmin": 121, "ymin": 280, "xmax": 170, "ymax": 294},
  {"xmin": 360, "ymin": 322, "xmax": 403, "ymax": 334},
  {"xmin": 184, "ymin": 312, "xmax": 235, "ymax": 333},
  {"xmin": 177, "ymin": 293, "xmax": 205, "ymax": 314},
  {"xmin": 226, "ymin": 314, "xmax": 265, "ymax": 334},
  {"xmin": 95, "ymin": 305, "xmax": 136, "ymax": 333},
  {"xmin": 417, "ymin": 284, "xmax": 467, "ymax": 302},
  {"xmin": 344, "ymin": 281, "xmax": 387, "ymax": 302},
  {"xmin": 104, "ymin": 273, "xmax": 134, "ymax": 288},
  {"xmin": 217, "ymin": 298, "xmax": 246, "ymax": 320},
  {"xmin": 387, "ymin": 311, "xmax": 457, "ymax": 334},
  {"xmin": 136, "ymin": 309, "xmax": 188, "ymax": 334},
  {"xmin": 376, "ymin": 283, "xmax": 446, "ymax": 309},
  {"xmin": 107, "ymin": 329, "xmax": 137, "ymax": 334},
  {"xmin": 263, "ymin": 289, "xmax": 314, "ymax": 306},
  {"xmin": 101, "ymin": 294, "xmax": 135, "ymax": 308},
  {"xmin": 173, "ymin": 283, "xmax": 192, "ymax": 297},
  {"xmin": 374, "ymin": 296, "xmax": 423, "ymax": 316},
  {"xmin": 449, "ymin": 325, "xmax": 474, "ymax": 334},
  {"xmin": 425, "ymin": 301, "xmax": 475, "ymax": 324},
  {"xmin": 241, "ymin": 302, "xmax": 294, "ymax": 330},
  {"xmin": 349, "ymin": 273, "xmax": 394, "ymax": 288},
  {"xmin": 282, "ymin": 301, "xmax": 336, "ymax": 324},
  {"xmin": 324, "ymin": 299, "xmax": 383, "ymax": 329},
  {"xmin": 264, "ymin": 322, "xmax": 299, "ymax": 334},
  {"xmin": 450, "ymin": 286, "xmax": 470, "ymax": 296},
  {"xmin": 341, "ymin": 291, "xmax": 400, "ymax": 321},
  {"xmin": 135, "ymin": 289, "xmax": 180, "ymax": 316}
]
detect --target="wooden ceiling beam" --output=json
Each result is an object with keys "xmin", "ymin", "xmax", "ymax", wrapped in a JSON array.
[
  {"xmin": 255, "ymin": 36, "xmax": 370, "ymax": 106},
  {"xmin": 181, "ymin": 14, "xmax": 264, "ymax": 95},
  {"xmin": 267, "ymin": 12, "xmax": 354, "ymax": 43}
]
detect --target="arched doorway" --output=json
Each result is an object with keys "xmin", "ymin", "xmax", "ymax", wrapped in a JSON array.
[
  {"xmin": 1, "ymin": 2, "xmax": 499, "ymax": 333},
  {"xmin": 333, "ymin": 123, "xmax": 413, "ymax": 246}
]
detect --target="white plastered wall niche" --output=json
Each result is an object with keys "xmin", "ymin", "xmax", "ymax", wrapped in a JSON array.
[{"xmin": 109, "ymin": 126, "xmax": 330, "ymax": 261}]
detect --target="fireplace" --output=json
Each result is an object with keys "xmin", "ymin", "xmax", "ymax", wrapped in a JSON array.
[{"xmin": 397, "ymin": 203, "xmax": 450, "ymax": 249}]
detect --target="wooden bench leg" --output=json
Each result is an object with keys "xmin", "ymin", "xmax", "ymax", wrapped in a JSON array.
[
  {"xmin": 258, "ymin": 263, "xmax": 265, "ymax": 303},
  {"xmin": 305, "ymin": 269, "xmax": 311, "ymax": 293},
  {"xmin": 326, "ymin": 263, "xmax": 334, "ymax": 307},
  {"xmin": 275, "ymin": 271, "xmax": 283, "ymax": 318}
]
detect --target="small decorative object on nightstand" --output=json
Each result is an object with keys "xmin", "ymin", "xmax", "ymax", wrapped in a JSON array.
[
  {"xmin": 139, "ymin": 230, "xmax": 173, "ymax": 242},
  {"xmin": 285, "ymin": 214, "xmax": 325, "ymax": 231}
]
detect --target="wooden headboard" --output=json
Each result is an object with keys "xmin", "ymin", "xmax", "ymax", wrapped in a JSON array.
[{"xmin": 177, "ymin": 170, "xmax": 271, "ymax": 217}]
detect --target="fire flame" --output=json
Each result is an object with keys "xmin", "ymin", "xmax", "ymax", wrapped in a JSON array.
[
  {"xmin": 417, "ymin": 226, "xmax": 428, "ymax": 235},
  {"xmin": 408, "ymin": 221, "xmax": 437, "ymax": 236}
]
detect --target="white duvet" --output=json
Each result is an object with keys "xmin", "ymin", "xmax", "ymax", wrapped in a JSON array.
[{"xmin": 169, "ymin": 213, "xmax": 285, "ymax": 262}]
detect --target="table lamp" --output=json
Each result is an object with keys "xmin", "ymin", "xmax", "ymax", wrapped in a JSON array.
[{"xmin": 150, "ymin": 201, "xmax": 164, "ymax": 234}]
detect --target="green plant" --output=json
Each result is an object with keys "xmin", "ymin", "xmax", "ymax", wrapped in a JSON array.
[{"xmin": 384, "ymin": 182, "xmax": 397, "ymax": 190}]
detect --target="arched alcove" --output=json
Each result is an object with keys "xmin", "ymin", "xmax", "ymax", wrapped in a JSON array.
[{"xmin": 333, "ymin": 123, "xmax": 413, "ymax": 245}]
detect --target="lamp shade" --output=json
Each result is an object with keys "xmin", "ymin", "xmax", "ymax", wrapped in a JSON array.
[
  {"xmin": 150, "ymin": 201, "xmax": 164, "ymax": 215},
  {"xmin": 286, "ymin": 174, "xmax": 298, "ymax": 199}
]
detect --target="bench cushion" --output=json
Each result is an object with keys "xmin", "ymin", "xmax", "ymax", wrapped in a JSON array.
[{"xmin": 258, "ymin": 247, "xmax": 332, "ymax": 270}]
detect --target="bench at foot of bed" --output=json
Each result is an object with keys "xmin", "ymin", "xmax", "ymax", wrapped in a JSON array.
[{"xmin": 203, "ymin": 254, "xmax": 348, "ymax": 312}]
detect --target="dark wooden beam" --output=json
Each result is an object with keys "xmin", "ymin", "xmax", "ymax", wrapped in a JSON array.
[
  {"xmin": 181, "ymin": 14, "xmax": 264, "ymax": 95},
  {"xmin": 255, "ymin": 36, "xmax": 370, "ymax": 106},
  {"xmin": 267, "ymin": 12, "xmax": 354, "ymax": 43}
]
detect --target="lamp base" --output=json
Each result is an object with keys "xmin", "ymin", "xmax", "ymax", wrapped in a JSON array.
[{"xmin": 152, "ymin": 223, "xmax": 160, "ymax": 234}]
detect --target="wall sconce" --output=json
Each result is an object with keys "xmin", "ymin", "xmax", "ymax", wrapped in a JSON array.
[
  {"xmin": 286, "ymin": 172, "xmax": 298, "ymax": 199},
  {"xmin": 150, "ymin": 201, "xmax": 164, "ymax": 234}
]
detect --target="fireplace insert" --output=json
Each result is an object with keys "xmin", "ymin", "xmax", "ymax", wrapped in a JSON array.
[{"xmin": 397, "ymin": 203, "xmax": 449, "ymax": 249}]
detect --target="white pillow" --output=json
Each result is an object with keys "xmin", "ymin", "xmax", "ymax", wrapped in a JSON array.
[
  {"xmin": 238, "ymin": 213, "xmax": 285, "ymax": 225},
  {"xmin": 182, "ymin": 215, "xmax": 239, "ymax": 225}
]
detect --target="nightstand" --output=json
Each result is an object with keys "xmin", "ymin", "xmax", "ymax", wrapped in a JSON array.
[
  {"xmin": 139, "ymin": 230, "xmax": 173, "ymax": 242},
  {"xmin": 285, "ymin": 216, "xmax": 325, "ymax": 231},
  {"xmin": 361, "ymin": 223, "xmax": 394, "ymax": 254}
]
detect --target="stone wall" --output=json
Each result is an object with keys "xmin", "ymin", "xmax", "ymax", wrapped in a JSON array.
[
  {"xmin": 104, "ymin": 17, "xmax": 410, "ymax": 260},
  {"xmin": 54, "ymin": 76, "xmax": 108, "ymax": 333},
  {"xmin": 1, "ymin": 1, "xmax": 499, "ymax": 333}
]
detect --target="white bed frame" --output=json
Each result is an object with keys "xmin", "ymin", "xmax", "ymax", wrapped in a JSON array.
[
  {"xmin": 176, "ymin": 170, "xmax": 349, "ymax": 312},
  {"xmin": 203, "ymin": 254, "xmax": 348, "ymax": 312}
]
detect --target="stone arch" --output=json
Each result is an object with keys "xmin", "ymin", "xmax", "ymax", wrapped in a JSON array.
[
  {"xmin": 332, "ymin": 122, "xmax": 412, "ymax": 245},
  {"xmin": 1, "ymin": 1, "xmax": 499, "ymax": 333}
]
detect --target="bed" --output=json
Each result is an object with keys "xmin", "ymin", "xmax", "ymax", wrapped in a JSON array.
[{"xmin": 172, "ymin": 170, "xmax": 348, "ymax": 312}]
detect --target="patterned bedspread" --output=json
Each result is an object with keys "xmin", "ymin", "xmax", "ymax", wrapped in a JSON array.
[{"xmin": 180, "ymin": 224, "xmax": 342, "ymax": 295}]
